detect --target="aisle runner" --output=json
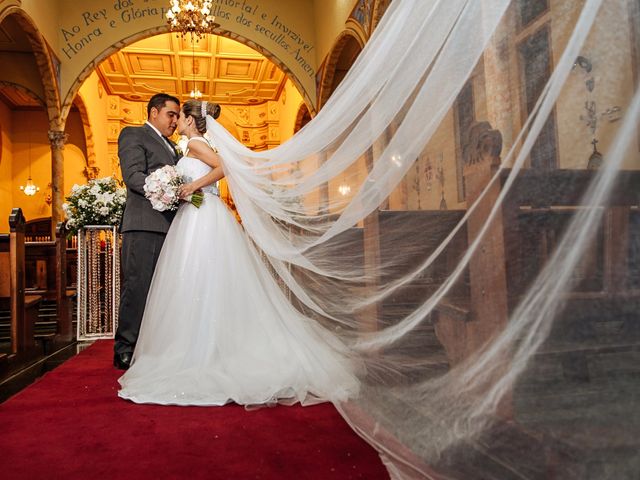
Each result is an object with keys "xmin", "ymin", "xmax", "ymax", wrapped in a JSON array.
[{"xmin": 0, "ymin": 340, "xmax": 388, "ymax": 479}]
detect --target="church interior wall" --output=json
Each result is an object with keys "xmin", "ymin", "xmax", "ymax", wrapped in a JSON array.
[
  {"xmin": 1, "ymin": 0, "xmax": 637, "ymax": 232},
  {"xmin": 18, "ymin": 0, "xmax": 61, "ymax": 52},
  {"xmin": 2, "ymin": 107, "xmax": 89, "ymax": 230},
  {"xmin": 0, "ymin": 98, "xmax": 14, "ymax": 230},
  {"xmin": 77, "ymin": 70, "xmax": 112, "ymax": 177},
  {"xmin": 312, "ymin": 0, "xmax": 359, "ymax": 67},
  {"xmin": 63, "ymin": 108, "xmax": 93, "ymax": 194},
  {"xmin": 504, "ymin": 0, "xmax": 639, "ymax": 171},
  {"xmin": 10, "ymin": 109, "xmax": 51, "ymax": 224},
  {"xmin": 277, "ymin": 78, "xmax": 305, "ymax": 144},
  {"xmin": 0, "ymin": 52, "xmax": 44, "ymax": 102},
  {"xmin": 553, "ymin": 0, "xmax": 638, "ymax": 169}
]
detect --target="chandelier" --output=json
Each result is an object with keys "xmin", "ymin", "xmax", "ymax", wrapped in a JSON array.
[
  {"xmin": 189, "ymin": 39, "xmax": 202, "ymax": 99},
  {"xmin": 19, "ymin": 137, "xmax": 39, "ymax": 196},
  {"xmin": 20, "ymin": 177, "xmax": 39, "ymax": 196},
  {"xmin": 338, "ymin": 183, "xmax": 351, "ymax": 196},
  {"xmin": 166, "ymin": 0, "xmax": 217, "ymax": 39}
]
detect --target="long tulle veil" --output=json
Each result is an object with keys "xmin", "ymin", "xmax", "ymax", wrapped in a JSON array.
[{"xmin": 206, "ymin": 0, "xmax": 639, "ymax": 477}]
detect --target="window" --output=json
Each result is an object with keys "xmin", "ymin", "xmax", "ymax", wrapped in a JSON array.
[
  {"xmin": 518, "ymin": 0, "xmax": 549, "ymax": 29},
  {"xmin": 518, "ymin": 24, "xmax": 558, "ymax": 169}
]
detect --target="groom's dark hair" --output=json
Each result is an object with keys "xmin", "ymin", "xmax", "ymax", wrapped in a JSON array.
[{"xmin": 147, "ymin": 93, "xmax": 180, "ymax": 118}]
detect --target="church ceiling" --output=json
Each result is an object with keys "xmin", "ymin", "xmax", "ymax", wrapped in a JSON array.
[
  {"xmin": 0, "ymin": 16, "xmax": 43, "ymax": 108},
  {"xmin": 0, "ymin": 85, "xmax": 41, "ymax": 108},
  {"xmin": 0, "ymin": 16, "xmax": 33, "ymax": 53},
  {"xmin": 96, "ymin": 33, "xmax": 287, "ymax": 105}
]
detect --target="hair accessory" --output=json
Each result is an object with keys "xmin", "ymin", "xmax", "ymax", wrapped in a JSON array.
[{"xmin": 201, "ymin": 101, "xmax": 208, "ymax": 118}]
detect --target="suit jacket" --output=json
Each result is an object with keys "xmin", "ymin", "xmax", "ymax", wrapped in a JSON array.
[{"xmin": 118, "ymin": 124, "xmax": 180, "ymax": 233}]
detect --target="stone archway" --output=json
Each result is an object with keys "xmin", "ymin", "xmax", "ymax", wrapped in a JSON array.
[
  {"xmin": 72, "ymin": 95, "xmax": 100, "ymax": 180},
  {"xmin": 294, "ymin": 102, "xmax": 312, "ymax": 134},
  {"xmin": 0, "ymin": 7, "xmax": 61, "ymax": 129},
  {"xmin": 316, "ymin": 31, "xmax": 364, "ymax": 110},
  {"xmin": 0, "ymin": 6, "xmax": 63, "ymax": 235},
  {"xmin": 60, "ymin": 26, "xmax": 314, "ymax": 126}
]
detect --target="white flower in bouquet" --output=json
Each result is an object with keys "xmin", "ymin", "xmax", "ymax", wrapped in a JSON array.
[
  {"xmin": 63, "ymin": 176, "xmax": 126, "ymax": 236},
  {"xmin": 176, "ymin": 136, "xmax": 188, "ymax": 157},
  {"xmin": 144, "ymin": 165, "xmax": 203, "ymax": 211}
]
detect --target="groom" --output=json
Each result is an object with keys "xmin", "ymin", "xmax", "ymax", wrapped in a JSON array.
[{"xmin": 114, "ymin": 93, "xmax": 181, "ymax": 370}]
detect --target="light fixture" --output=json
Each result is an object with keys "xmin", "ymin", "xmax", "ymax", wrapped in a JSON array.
[
  {"xmin": 338, "ymin": 184, "xmax": 351, "ymax": 196},
  {"xmin": 189, "ymin": 38, "xmax": 202, "ymax": 99},
  {"xmin": 19, "ymin": 135, "xmax": 39, "ymax": 196},
  {"xmin": 166, "ymin": 0, "xmax": 217, "ymax": 40},
  {"xmin": 338, "ymin": 183, "xmax": 351, "ymax": 196}
]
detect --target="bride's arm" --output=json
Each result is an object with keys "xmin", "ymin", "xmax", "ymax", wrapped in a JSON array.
[
  {"xmin": 178, "ymin": 166, "xmax": 224, "ymax": 198},
  {"xmin": 178, "ymin": 139, "xmax": 225, "ymax": 199}
]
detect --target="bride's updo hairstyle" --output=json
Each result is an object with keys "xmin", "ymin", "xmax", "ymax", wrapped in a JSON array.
[{"xmin": 183, "ymin": 100, "xmax": 221, "ymax": 134}]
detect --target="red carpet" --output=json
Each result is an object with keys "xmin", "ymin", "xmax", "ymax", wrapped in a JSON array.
[{"xmin": 0, "ymin": 340, "xmax": 388, "ymax": 479}]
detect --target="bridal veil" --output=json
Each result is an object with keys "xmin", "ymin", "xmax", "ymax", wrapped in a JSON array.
[{"xmin": 206, "ymin": 1, "xmax": 639, "ymax": 477}]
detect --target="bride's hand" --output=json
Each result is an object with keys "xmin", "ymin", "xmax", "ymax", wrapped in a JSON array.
[{"xmin": 178, "ymin": 182, "xmax": 198, "ymax": 199}]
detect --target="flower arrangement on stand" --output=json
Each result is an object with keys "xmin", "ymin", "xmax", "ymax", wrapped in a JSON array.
[
  {"xmin": 63, "ymin": 177, "xmax": 126, "ymax": 340},
  {"xmin": 62, "ymin": 176, "xmax": 126, "ymax": 236}
]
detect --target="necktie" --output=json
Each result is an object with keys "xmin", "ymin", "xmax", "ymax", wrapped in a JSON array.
[{"xmin": 161, "ymin": 136, "xmax": 176, "ymax": 157}]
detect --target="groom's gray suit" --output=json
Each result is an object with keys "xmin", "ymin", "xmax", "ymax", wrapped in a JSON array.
[{"xmin": 114, "ymin": 123, "xmax": 180, "ymax": 356}]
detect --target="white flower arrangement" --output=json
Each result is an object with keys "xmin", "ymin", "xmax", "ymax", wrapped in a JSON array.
[{"xmin": 63, "ymin": 176, "xmax": 126, "ymax": 235}]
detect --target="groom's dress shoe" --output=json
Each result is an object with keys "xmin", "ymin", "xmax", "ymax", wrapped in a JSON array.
[{"xmin": 114, "ymin": 352, "xmax": 132, "ymax": 370}]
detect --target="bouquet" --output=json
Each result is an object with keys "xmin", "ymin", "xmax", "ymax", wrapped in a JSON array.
[
  {"xmin": 144, "ymin": 165, "xmax": 203, "ymax": 212},
  {"xmin": 63, "ymin": 176, "xmax": 127, "ymax": 236}
]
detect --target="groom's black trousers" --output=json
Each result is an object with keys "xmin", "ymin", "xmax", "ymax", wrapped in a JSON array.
[{"xmin": 114, "ymin": 231, "xmax": 166, "ymax": 355}]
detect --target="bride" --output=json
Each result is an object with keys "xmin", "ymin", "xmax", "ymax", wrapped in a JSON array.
[{"xmin": 118, "ymin": 99, "xmax": 360, "ymax": 406}]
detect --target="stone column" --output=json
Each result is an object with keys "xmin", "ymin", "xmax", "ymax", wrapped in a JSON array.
[
  {"xmin": 48, "ymin": 130, "xmax": 68, "ymax": 239},
  {"xmin": 482, "ymin": 9, "xmax": 516, "ymax": 154}
]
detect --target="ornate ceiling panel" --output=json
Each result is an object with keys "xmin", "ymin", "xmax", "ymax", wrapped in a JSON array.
[
  {"xmin": 0, "ymin": 85, "xmax": 41, "ymax": 108},
  {"xmin": 97, "ymin": 33, "xmax": 287, "ymax": 105}
]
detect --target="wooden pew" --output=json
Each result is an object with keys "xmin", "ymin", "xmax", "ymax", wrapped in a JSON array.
[
  {"xmin": 25, "ymin": 216, "xmax": 53, "ymax": 242},
  {"xmin": 54, "ymin": 222, "xmax": 73, "ymax": 343},
  {"xmin": 359, "ymin": 122, "xmax": 639, "ymax": 474},
  {"xmin": 360, "ymin": 209, "xmax": 469, "ymax": 382},
  {"xmin": 23, "ymin": 216, "xmax": 77, "ymax": 295},
  {"xmin": 433, "ymin": 122, "xmax": 640, "ymax": 364},
  {"xmin": 429, "ymin": 122, "xmax": 640, "ymax": 474},
  {"xmin": 21, "ymin": 222, "xmax": 74, "ymax": 349},
  {"xmin": 0, "ymin": 208, "xmax": 41, "ymax": 364}
]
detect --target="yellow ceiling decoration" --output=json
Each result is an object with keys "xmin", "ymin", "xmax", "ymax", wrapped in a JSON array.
[{"xmin": 97, "ymin": 33, "xmax": 287, "ymax": 105}]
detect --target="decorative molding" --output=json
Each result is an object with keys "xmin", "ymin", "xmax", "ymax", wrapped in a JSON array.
[
  {"xmin": 83, "ymin": 165, "xmax": 100, "ymax": 180},
  {"xmin": 463, "ymin": 122, "xmax": 503, "ymax": 166},
  {"xmin": 48, "ymin": 130, "xmax": 68, "ymax": 150},
  {"xmin": 371, "ymin": 0, "xmax": 392, "ymax": 31}
]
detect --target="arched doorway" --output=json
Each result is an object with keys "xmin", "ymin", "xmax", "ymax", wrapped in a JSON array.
[
  {"xmin": 294, "ymin": 103, "xmax": 312, "ymax": 134},
  {"xmin": 0, "ymin": 10, "xmax": 60, "ymax": 231},
  {"xmin": 317, "ymin": 32, "xmax": 364, "ymax": 110}
]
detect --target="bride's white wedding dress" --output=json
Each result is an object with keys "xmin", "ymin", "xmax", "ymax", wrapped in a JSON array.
[{"xmin": 118, "ymin": 137, "xmax": 360, "ymax": 406}]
